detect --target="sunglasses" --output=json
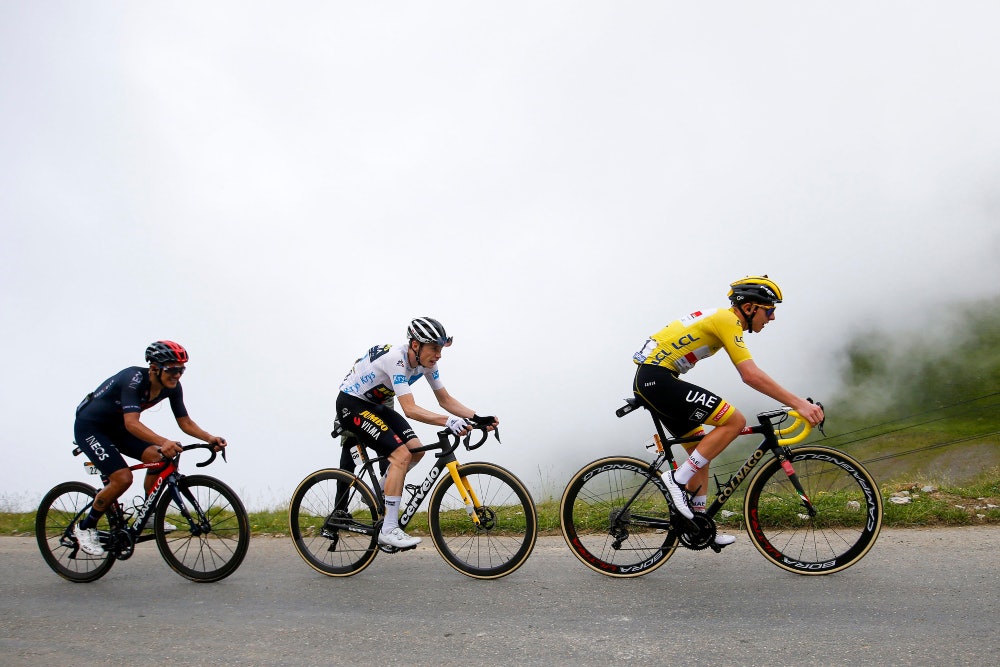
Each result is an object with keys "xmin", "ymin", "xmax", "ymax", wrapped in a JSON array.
[
  {"xmin": 761, "ymin": 306, "xmax": 776, "ymax": 317},
  {"xmin": 160, "ymin": 366, "xmax": 186, "ymax": 376}
]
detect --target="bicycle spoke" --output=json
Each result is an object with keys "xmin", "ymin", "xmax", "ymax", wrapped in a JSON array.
[
  {"xmin": 745, "ymin": 446, "xmax": 882, "ymax": 574},
  {"xmin": 429, "ymin": 463, "xmax": 537, "ymax": 579},
  {"xmin": 289, "ymin": 469, "xmax": 380, "ymax": 576},
  {"xmin": 155, "ymin": 475, "xmax": 250, "ymax": 582},
  {"xmin": 560, "ymin": 457, "xmax": 677, "ymax": 577}
]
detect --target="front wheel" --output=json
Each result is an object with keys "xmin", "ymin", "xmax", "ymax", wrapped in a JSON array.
[
  {"xmin": 559, "ymin": 456, "xmax": 679, "ymax": 577},
  {"xmin": 289, "ymin": 468, "xmax": 381, "ymax": 576},
  {"xmin": 744, "ymin": 445, "xmax": 883, "ymax": 575},
  {"xmin": 35, "ymin": 481, "xmax": 116, "ymax": 583},
  {"xmin": 155, "ymin": 474, "xmax": 250, "ymax": 582},
  {"xmin": 428, "ymin": 463, "xmax": 537, "ymax": 579}
]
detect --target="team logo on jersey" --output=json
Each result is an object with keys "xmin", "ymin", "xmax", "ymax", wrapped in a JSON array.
[
  {"xmin": 711, "ymin": 402, "xmax": 732, "ymax": 423},
  {"xmin": 685, "ymin": 390, "xmax": 719, "ymax": 410},
  {"xmin": 368, "ymin": 345, "xmax": 392, "ymax": 362},
  {"xmin": 364, "ymin": 384, "xmax": 394, "ymax": 403},
  {"xmin": 359, "ymin": 410, "xmax": 389, "ymax": 432}
]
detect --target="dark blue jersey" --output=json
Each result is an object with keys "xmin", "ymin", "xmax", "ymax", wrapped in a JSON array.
[{"xmin": 75, "ymin": 366, "xmax": 188, "ymax": 430}]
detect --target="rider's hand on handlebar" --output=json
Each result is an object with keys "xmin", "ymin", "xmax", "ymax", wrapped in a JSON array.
[
  {"xmin": 446, "ymin": 416, "xmax": 473, "ymax": 436},
  {"xmin": 159, "ymin": 440, "xmax": 184, "ymax": 458},
  {"xmin": 208, "ymin": 435, "xmax": 228, "ymax": 452},
  {"xmin": 472, "ymin": 414, "xmax": 499, "ymax": 431},
  {"xmin": 795, "ymin": 401, "xmax": 825, "ymax": 427}
]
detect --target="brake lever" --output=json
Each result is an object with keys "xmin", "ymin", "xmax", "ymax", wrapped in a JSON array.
[{"xmin": 807, "ymin": 397, "xmax": 827, "ymax": 436}]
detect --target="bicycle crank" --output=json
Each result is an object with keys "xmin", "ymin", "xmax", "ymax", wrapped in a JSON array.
[{"xmin": 677, "ymin": 513, "xmax": 715, "ymax": 551}]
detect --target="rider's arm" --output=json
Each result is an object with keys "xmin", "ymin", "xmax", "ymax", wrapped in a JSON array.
[
  {"xmin": 176, "ymin": 415, "xmax": 227, "ymax": 449},
  {"xmin": 433, "ymin": 387, "xmax": 477, "ymax": 420},
  {"xmin": 396, "ymin": 392, "xmax": 452, "ymax": 427},
  {"xmin": 123, "ymin": 412, "xmax": 183, "ymax": 456},
  {"xmin": 735, "ymin": 359, "xmax": 825, "ymax": 425}
]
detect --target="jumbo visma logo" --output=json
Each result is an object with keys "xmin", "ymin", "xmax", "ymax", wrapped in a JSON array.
[{"xmin": 359, "ymin": 411, "xmax": 389, "ymax": 431}]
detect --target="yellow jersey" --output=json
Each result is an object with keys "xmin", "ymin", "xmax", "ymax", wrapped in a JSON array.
[{"xmin": 633, "ymin": 308, "xmax": 751, "ymax": 374}]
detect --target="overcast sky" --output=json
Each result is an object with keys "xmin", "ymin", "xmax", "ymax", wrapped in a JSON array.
[{"xmin": 3, "ymin": 2, "xmax": 999, "ymax": 511}]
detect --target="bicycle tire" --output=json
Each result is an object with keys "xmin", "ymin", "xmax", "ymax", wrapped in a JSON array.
[
  {"xmin": 559, "ymin": 456, "xmax": 679, "ymax": 578},
  {"xmin": 154, "ymin": 474, "xmax": 250, "ymax": 582},
  {"xmin": 289, "ymin": 468, "xmax": 380, "ymax": 577},
  {"xmin": 427, "ymin": 462, "xmax": 538, "ymax": 579},
  {"xmin": 35, "ymin": 481, "xmax": 116, "ymax": 583},
  {"xmin": 744, "ymin": 445, "xmax": 883, "ymax": 575}
]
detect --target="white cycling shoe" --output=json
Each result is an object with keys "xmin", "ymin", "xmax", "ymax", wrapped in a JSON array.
[
  {"xmin": 73, "ymin": 523, "xmax": 105, "ymax": 556},
  {"xmin": 714, "ymin": 533, "xmax": 736, "ymax": 547},
  {"xmin": 378, "ymin": 527, "xmax": 421, "ymax": 549},
  {"xmin": 661, "ymin": 470, "xmax": 694, "ymax": 519}
]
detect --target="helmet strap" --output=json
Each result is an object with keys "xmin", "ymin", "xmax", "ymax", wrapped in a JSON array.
[{"xmin": 737, "ymin": 303, "xmax": 759, "ymax": 334}]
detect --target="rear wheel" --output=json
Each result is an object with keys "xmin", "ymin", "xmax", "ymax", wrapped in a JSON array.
[
  {"xmin": 744, "ymin": 446, "xmax": 882, "ymax": 575},
  {"xmin": 155, "ymin": 474, "xmax": 250, "ymax": 582},
  {"xmin": 560, "ymin": 456, "xmax": 678, "ymax": 577},
  {"xmin": 36, "ymin": 481, "xmax": 115, "ymax": 583},
  {"xmin": 289, "ymin": 468, "xmax": 381, "ymax": 576},
  {"xmin": 428, "ymin": 463, "xmax": 537, "ymax": 579}
]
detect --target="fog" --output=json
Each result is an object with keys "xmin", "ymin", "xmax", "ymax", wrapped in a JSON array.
[{"xmin": 3, "ymin": 2, "xmax": 999, "ymax": 510}]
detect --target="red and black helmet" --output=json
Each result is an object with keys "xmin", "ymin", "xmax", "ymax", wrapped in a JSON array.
[{"xmin": 145, "ymin": 340, "xmax": 189, "ymax": 365}]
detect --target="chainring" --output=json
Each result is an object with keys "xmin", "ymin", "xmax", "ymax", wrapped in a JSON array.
[{"xmin": 677, "ymin": 513, "xmax": 716, "ymax": 551}]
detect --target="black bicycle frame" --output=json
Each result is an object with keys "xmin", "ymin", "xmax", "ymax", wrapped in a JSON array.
[
  {"xmin": 348, "ymin": 438, "xmax": 462, "ymax": 532},
  {"xmin": 330, "ymin": 423, "xmax": 496, "ymax": 539},
  {"xmin": 623, "ymin": 406, "xmax": 817, "ymax": 526},
  {"xmin": 72, "ymin": 444, "xmax": 221, "ymax": 557}
]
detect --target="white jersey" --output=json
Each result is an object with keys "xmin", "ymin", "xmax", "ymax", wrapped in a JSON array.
[{"xmin": 339, "ymin": 343, "xmax": 445, "ymax": 405}]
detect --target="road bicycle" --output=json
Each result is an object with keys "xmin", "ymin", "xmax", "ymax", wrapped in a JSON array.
[
  {"xmin": 560, "ymin": 398, "xmax": 882, "ymax": 577},
  {"xmin": 36, "ymin": 443, "xmax": 250, "ymax": 583},
  {"xmin": 289, "ymin": 416, "xmax": 538, "ymax": 579}
]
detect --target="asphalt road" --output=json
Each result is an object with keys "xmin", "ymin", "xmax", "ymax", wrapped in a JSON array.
[{"xmin": 2, "ymin": 527, "xmax": 998, "ymax": 666}]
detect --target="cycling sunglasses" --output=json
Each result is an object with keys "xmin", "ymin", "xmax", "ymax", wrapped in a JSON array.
[{"xmin": 160, "ymin": 366, "xmax": 186, "ymax": 376}]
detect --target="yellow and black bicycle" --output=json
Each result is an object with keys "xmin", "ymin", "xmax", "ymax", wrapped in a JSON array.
[
  {"xmin": 561, "ymin": 399, "xmax": 882, "ymax": 577},
  {"xmin": 289, "ymin": 416, "xmax": 537, "ymax": 579}
]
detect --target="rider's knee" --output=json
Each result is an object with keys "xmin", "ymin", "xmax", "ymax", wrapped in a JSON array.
[
  {"xmin": 108, "ymin": 468, "xmax": 133, "ymax": 490},
  {"xmin": 725, "ymin": 409, "xmax": 747, "ymax": 431},
  {"xmin": 391, "ymin": 445, "xmax": 414, "ymax": 467}
]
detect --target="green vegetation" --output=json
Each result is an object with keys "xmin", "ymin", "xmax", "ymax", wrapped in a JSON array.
[{"xmin": 822, "ymin": 295, "xmax": 1000, "ymax": 484}]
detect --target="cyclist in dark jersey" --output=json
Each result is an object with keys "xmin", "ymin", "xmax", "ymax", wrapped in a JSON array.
[{"xmin": 72, "ymin": 341, "xmax": 227, "ymax": 556}]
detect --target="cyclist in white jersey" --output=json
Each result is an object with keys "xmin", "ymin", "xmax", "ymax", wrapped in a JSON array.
[{"xmin": 335, "ymin": 317, "xmax": 498, "ymax": 549}]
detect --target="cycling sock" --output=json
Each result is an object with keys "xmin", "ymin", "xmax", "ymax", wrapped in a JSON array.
[
  {"xmin": 80, "ymin": 508, "xmax": 105, "ymax": 530},
  {"xmin": 382, "ymin": 496, "xmax": 401, "ymax": 533},
  {"xmin": 691, "ymin": 495, "xmax": 707, "ymax": 513},
  {"xmin": 674, "ymin": 450, "xmax": 710, "ymax": 485}
]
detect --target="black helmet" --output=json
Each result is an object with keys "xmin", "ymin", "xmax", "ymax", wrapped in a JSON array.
[
  {"xmin": 407, "ymin": 317, "xmax": 453, "ymax": 347},
  {"xmin": 145, "ymin": 340, "xmax": 189, "ymax": 365},
  {"xmin": 728, "ymin": 275, "xmax": 783, "ymax": 306}
]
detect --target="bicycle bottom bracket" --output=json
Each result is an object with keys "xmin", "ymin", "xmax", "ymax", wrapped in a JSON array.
[
  {"xmin": 111, "ymin": 529, "xmax": 135, "ymax": 560},
  {"xmin": 677, "ymin": 513, "xmax": 715, "ymax": 551}
]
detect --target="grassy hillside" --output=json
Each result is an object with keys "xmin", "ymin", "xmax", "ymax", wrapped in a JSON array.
[{"xmin": 822, "ymin": 295, "xmax": 1000, "ymax": 484}]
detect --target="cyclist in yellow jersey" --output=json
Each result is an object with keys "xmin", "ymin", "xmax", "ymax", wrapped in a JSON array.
[{"xmin": 631, "ymin": 276, "xmax": 825, "ymax": 546}]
